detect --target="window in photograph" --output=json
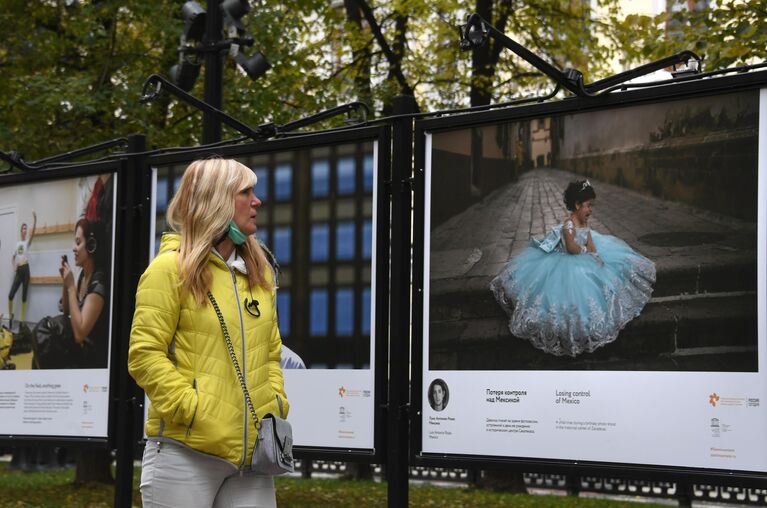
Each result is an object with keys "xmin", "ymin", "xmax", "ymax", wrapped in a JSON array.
[
  {"xmin": 336, "ymin": 221, "xmax": 355, "ymax": 260},
  {"xmin": 335, "ymin": 288, "xmax": 354, "ymax": 336},
  {"xmin": 362, "ymin": 287, "xmax": 371, "ymax": 335},
  {"xmin": 310, "ymin": 223, "xmax": 330, "ymax": 262},
  {"xmin": 156, "ymin": 177, "xmax": 168, "ymax": 212},
  {"xmin": 256, "ymin": 228, "xmax": 269, "ymax": 246},
  {"xmin": 311, "ymin": 159, "xmax": 330, "ymax": 197},
  {"xmin": 274, "ymin": 226, "xmax": 292, "ymax": 264},
  {"xmin": 254, "ymin": 166, "xmax": 269, "ymax": 201},
  {"xmin": 275, "ymin": 163, "xmax": 292, "ymax": 201},
  {"xmin": 310, "ymin": 289, "xmax": 328, "ymax": 336},
  {"xmin": 337, "ymin": 156, "xmax": 356, "ymax": 195},
  {"xmin": 363, "ymin": 154, "xmax": 374, "ymax": 192}
]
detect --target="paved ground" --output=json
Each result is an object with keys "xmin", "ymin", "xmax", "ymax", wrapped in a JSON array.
[{"xmin": 428, "ymin": 168, "xmax": 758, "ymax": 371}]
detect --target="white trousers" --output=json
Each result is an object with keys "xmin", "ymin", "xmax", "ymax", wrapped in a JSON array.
[{"xmin": 140, "ymin": 440, "xmax": 276, "ymax": 508}]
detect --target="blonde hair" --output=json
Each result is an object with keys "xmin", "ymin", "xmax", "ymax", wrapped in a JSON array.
[{"xmin": 166, "ymin": 158, "xmax": 272, "ymax": 305}]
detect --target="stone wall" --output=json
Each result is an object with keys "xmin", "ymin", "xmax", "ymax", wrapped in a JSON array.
[{"xmin": 556, "ymin": 128, "xmax": 758, "ymax": 221}]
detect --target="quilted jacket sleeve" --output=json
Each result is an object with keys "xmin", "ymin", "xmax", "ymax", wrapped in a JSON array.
[
  {"xmin": 128, "ymin": 254, "xmax": 198, "ymax": 426},
  {"xmin": 268, "ymin": 272, "xmax": 290, "ymax": 418}
]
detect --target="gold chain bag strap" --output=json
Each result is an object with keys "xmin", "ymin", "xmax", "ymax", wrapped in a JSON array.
[{"xmin": 207, "ymin": 292, "xmax": 294, "ymax": 475}]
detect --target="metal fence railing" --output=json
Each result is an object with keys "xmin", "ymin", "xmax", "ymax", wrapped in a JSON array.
[{"xmin": 293, "ymin": 461, "xmax": 767, "ymax": 506}]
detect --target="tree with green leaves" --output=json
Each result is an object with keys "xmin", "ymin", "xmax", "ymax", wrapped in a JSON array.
[
  {"xmin": 2, "ymin": 0, "xmax": 765, "ymax": 164},
  {"xmin": 0, "ymin": 0, "xmax": 345, "ymax": 161},
  {"xmin": 610, "ymin": 0, "xmax": 767, "ymax": 73}
]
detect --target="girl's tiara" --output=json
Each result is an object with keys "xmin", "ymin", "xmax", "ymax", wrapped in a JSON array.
[{"xmin": 580, "ymin": 180, "xmax": 592, "ymax": 191}]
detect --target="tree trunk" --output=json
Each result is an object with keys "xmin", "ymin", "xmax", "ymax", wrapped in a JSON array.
[
  {"xmin": 477, "ymin": 470, "xmax": 529, "ymax": 493},
  {"xmin": 74, "ymin": 448, "xmax": 114, "ymax": 485},
  {"xmin": 343, "ymin": 0, "xmax": 373, "ymax": 107},
  {"xmin": 470, "ymin": 0, "xmax": 514, "ymax": 107},
  {"xmin": 352, "ymin": 0, "xmax": 415, "ymax": 98},
  {"xmin": 342, "ymin": 462, "xmax": 374, "ymax": 480}
]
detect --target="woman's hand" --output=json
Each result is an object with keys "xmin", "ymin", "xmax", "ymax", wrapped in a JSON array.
[{"xmin": 59, "ymin": 260, "xmax": 75, "ymax": 288}]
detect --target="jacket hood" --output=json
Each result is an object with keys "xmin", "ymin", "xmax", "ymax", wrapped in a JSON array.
[{"xmin": 159, "ymin": 232, "xmax": 181, "ymax": 254}]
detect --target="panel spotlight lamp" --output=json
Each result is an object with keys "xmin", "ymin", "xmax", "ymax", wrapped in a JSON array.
[
  {"xmin": 169, "ymin": 56, "xmax": 202, "ymax": 92},
  {"xmin": 221, "ymin": 0, "xmax": 251, "ymax": 30},
  {"xmin": 181, "ymin": 0, "xmax": 206, "ymax": 42},
  {"xmin": 235, "ymin": 51, "xmax": 271, "ymax": 81}
]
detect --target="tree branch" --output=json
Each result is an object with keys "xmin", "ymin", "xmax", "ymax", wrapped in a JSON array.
[{"xmin": 350, "ymin": 0, "xmax": 415, "ymax": 96}]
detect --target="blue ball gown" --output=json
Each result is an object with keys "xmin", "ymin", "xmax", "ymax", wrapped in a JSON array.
[{"xmin": 489, "ymin": 220, "xmax": 656, "ymax": 357}]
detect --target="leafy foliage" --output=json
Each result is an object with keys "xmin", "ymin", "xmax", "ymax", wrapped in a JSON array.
[
  {"xmin": 609, "ymin": 0, "xmax": 767, "ymax": 72},
  {"xmin": 0, "ymin": 0, "xmax": 765, "ymax": 161}
]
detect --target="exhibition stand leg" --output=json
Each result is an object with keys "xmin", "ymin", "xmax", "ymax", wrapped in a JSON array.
[{"xmin": 387, "ymin": 94, "xmax": 418, "ymax": 507}]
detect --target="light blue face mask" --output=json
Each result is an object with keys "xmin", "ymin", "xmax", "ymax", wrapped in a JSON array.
[{"xmin": 227, "ymin": 221, "xmax": 248, "ymax": 246}]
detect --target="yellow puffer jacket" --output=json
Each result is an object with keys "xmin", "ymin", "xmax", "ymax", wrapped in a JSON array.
[{"xmin": 128, "ymin": 233, "xmax": 289, "ymax": 468}]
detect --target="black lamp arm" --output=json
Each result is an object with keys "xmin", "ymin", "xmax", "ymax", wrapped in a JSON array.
[
  {"xmin": 584, "ymin": 50, "xmax": 702, "ymax": 94},
  {"xmin": 460, "ymin": 13, "xmax": 583, "ymax": 96},
  {"xmin": 278, "ymin": 102, "xmax": 370, "ymax": 134},
  {"xmin": 460, "ymin": 13, "xmax": 702, "ymax": 98},
  {"xmin": 32, "ymin": 138, "xmax": 129, "ymax": 165},
  {"xmin": 1, "ymin": 137, "xmax": 130, "ymax": 172},
  {"xmin": 140, "ymin": 74, "xmax": 276, "ymax": 140},
  {"xmin": 0, "ymin": 151, "xmax": 38, "ymax": 171}
]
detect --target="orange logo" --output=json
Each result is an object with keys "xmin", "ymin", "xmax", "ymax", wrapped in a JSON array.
[
  {"xmin": 338, "ymin": 386, "xmax": 346, "ymax": 397},
  {"xmin": 709, "ymin": 393, "xmax": 720, "ymax": 407}
]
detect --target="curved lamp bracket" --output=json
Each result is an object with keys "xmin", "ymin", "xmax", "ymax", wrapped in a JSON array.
[{"xmin": 460, "ymin": 13, "xmax": 702, "ymax": 98}]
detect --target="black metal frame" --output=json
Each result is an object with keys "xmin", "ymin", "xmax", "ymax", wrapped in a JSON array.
[
  {"xmin": 140, "ymin": 125, "xmax": 391, "ymax": 463},
  {"xmin": 410, "ymin": 69, "xmax": 767, "ymax": 486},
  {"xmin": 0, "ymin": 158, "xmax": 126, "ymax": 450},
  {"xmin": 141, "ymin": 74, "xmax": 370, "ymax": 142},
  {"xmin": 0, "ymin": 138, "xmax": 129, "ymax": 173}
]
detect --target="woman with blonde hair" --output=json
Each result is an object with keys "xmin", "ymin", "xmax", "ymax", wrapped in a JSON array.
[{"xmin": 129, "ymin": 158, "xmax": 289, "ymax": 508}]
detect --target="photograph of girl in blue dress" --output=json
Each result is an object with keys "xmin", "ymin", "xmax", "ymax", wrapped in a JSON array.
[
  {"xmin": 426, "ymin": 89, "xmax": 758, "ymax": 372},
  {"xmin": 489, "ymin": 179, "xmax": 656, "ymax": 357}
]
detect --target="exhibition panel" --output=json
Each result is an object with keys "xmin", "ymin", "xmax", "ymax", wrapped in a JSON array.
[
  {"xmin": 145, "ymin": 126, "xmax": 390, "ymax": 457},
  {"xmin": 412, "ymin": 72, "xmax": 767, "ymax": 481},
  {"xmin": 0, "ymin": 161, "xmax": 123, "ymax": 441}
]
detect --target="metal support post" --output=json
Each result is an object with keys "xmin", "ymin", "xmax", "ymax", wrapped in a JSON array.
[
  {"xmin": 203, "ymin": 0, "xmax": 225, "ymax": 144},
  {"xmin": 387, "ymin": 94, "xmax": 418, "ymax": 508},
  {"xmin": 113, "ymin": 134, "xmax": 150, "ymax": 508}
]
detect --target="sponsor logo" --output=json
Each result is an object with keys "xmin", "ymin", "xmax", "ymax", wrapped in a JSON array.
[
  {"xmin": 708, "ymin": 392, "xmax": 750, "ymax": 408},
  {"xmin": 337, "ymin": 386, "xmax": 369, "ymax": 398}
]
